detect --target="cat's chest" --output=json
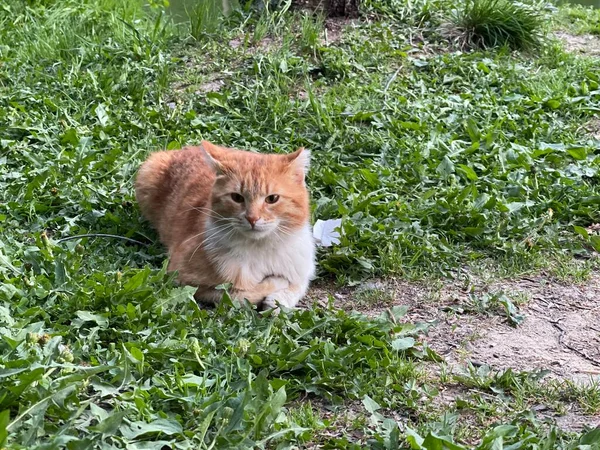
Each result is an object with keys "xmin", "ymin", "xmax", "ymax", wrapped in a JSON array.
[{"xmin": 210, "ymin": 228, "xmax": 314, "ymax": 285}]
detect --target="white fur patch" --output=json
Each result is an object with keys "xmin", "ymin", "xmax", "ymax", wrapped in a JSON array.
[
  {"xmin": 205, "ymin": 220, "xmax": 316, "ymax": 308},
  {"xmin": 294, "ymin": 149, "xmax": 311, "ymax": 174}
]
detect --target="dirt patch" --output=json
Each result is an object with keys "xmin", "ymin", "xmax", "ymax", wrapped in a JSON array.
[
  {"xmin": 584, "ymin": 118, "xmax": 600, "ymax": 140},
  {"xmin": 465, "ymin": 275, "xmax": 600, "ymax": 381},
  {"xmin": 304, "ymin": 273, "xmax": 600, "ymax": 432},
  {"xmin": 555, "ymin": 410, "xmax": 600, "ymax": 432},
  {"xmin": 307, "ymin": 273, "xmax": 600, "ymax": 383},
  {"xmin": 323, "ymin": 17, "xmax": 356, "ymax": 45},
  {"xmin": 229, "ymin": 36, "xmax": 281, "ymax": 54},
  {"xmin": 229, "ymin": 37, "xmax": 243, "ymax": 49},
  {"xmin": 170, "ymin": 78, "xmax": 226, "ymax": 96},
  {"xmin": 469, "ymin": 309, "xmax": 599, "ymax": 381},
  {"xmin": 555, "ymin": 31, "xmax": 600, "ymax": 57},
  {"xmin": 196, "ymin": 79, "xmax": 225, "ymax": 93}
]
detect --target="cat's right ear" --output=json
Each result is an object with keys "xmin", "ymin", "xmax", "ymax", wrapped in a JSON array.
[
  {"xmin": 200, "ymin": 141, "xmax": 225, "ymax": 176},
  {"xmin": 285, "ymin": 147, "xmax": 310, "ymax": 185}
]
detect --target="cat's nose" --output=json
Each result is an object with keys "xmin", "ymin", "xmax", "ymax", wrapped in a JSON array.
[{"xmin": 245, "ymin": 215, "xmax": 259, "ymax": 228}]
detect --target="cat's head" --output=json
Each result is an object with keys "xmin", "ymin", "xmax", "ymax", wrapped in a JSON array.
[{"xmin": 201, "ymin": 141, "xmax": 310, "ymax": 240}]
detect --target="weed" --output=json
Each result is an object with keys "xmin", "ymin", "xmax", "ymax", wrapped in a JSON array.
[
  {"xmin": 300, "ymin": 12, "xmax": 325, "ymax": 55},
  {"xmin": 353, "ymin": 285, "xmax": 395, "ymax": 307},
  {"xmin": 448, "ymin": 0, "xmax": 546, "ymax": 50},
  {"xmin": 561, "ymin": 379, "xmax": 600, "ymax": 415},
  {"xmin": 457, "ymin": 291, "xmax": 525, "ymax": 326},
  {"xmin": 251, "ymin": 0, "xmax": 292, "ymax": 43},
  {"xmin": 1, "ymin": 0, "xmax": 600, "ymax": 447},
  {"xmin": 553, "ymin": 3, "xmax": 600, "ymax": 36},
  {"xmin": 189, "ymin": 0, "xmax": 226, "ymax": 38}
]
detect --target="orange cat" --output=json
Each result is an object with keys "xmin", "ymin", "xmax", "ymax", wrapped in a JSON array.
[{"xmin": 135, "ymin": 141, "xmax": 316, "ymax": 310}]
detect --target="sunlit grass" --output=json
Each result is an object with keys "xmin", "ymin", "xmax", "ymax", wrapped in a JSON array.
[
  {"xmin": 449, "ymin": 0, "xmax": 546, "ymax": 50},
  {"xmin": 1, "ymin": 0, "xmax": 600, "ymax": 447}
]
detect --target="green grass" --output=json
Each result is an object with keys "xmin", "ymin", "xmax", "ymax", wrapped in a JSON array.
[
  {"xmin": 353, "ymin": 284, "xmax": 396, "ymax": 307},
  {"xmin": 1, "ymin": 0, "xmax": 600, "ymax": 447},
  {"xmin": 553, "ymin": 2, "xmax": 600, "ymax": 35},
  {"xmin": 448, "ymin": 0, "xmax": 547, "ymax": 50},
  {"xmin": 453, "ymin": 291, "xmax": 526, "ymax": 326}
]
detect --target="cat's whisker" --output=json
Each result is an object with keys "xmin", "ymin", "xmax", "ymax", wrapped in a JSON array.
[
  {"xmin": 181, "ymin": 222, "xmax": 234, "ymax": 245},
  {"xmin": 190, "ymin": 223, "xmax": 238, "ymax": 259},
  {"xmin": 188, "ymin": 228, "xmax": 231, "ymax": 262},
  {"xmin": 273, "ymin": 231, "xmax": 286, "ymax": 245},
  {"xmin": 198, "ymin": 226, "xmax": 235, "ymax": 246},
  {"xmin": 182, "ymin": 205, "xmax": 216, "ymax": 215},
  {"xmin": 192, "ymin": 205, "xmax": 224, "ymax": 215},
  {"xmin": 184, "ymin": 203, "xmax": 227, "ymax": 219},
  {"xmin": 184, "ymin": 207, "xmax": 227, "ymax": 221},
  {"xmin": 277, "ymin": 226, "xmax": 294, "ymax": 237},
  {"xmin": 202, "ymin": 228, "xmax": 236, "ymax": 257}
]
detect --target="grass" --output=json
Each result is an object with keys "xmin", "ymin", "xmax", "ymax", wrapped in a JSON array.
[
  {"xmin": 353, "ymin": 284, "xmax": 396, "ymax": 307},
  {"xmin": 553, "ymin": 2, "xmax": 600, "ymax": 35},
  {"xmin": 448, "ymin": 0, "xmax": 546, "ymax": 50},
  {"xmin": 1, "ymin": 0, "xmax": 600, "ymax": 447},
  {"xmin": 459, "ymin": 291, "xmax": 525, "ymax": 325}
]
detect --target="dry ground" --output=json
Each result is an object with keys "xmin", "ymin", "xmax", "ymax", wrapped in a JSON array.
[
  {"xmin": 556, "ymin": 31, "xmax": 600, "ymax": 57},
  {"xmin": 305, "ymin": 273, "xmax": 600, "ymax": 380},
  {"xmin": 303, "ymin": 269, "xmax": 600, "ymax": 431}
]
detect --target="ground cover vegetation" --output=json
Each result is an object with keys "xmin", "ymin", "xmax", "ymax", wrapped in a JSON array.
[{"xmin": 0, "ymin": 0, "xmax": 599, "ymax": 447}]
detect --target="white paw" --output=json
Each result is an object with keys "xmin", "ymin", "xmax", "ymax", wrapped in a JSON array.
[
  {"xmin": 262, "ymin": 294, "xmax": 290, "ymax": 313},
  {"xmin": 265, "ymin": 276, "xmax": 289, "ymax": 292}
]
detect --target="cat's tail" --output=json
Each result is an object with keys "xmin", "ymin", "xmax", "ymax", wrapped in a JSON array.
[{"xmin": 135, "ymin": 150, "xmax": 176, "ymax": 227}]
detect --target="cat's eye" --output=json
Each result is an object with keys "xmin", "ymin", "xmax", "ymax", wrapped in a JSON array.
[
  {"xmin": 230, "ymin": 193, "xmax": 245, "ymax": 203},
  {"xmin": 265, "ymin": 194, "xmax": 280, "ymax": 204}
]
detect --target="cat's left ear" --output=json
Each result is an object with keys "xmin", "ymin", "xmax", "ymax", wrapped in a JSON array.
[
  {"xmin": 286, "ymin": 147, "xmax": 310, "ymax": 184},
  {"xmin": 200, "ymin": 140, "xmax": 225, "ymax": 176}
]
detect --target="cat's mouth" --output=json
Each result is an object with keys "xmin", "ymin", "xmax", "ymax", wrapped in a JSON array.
[
  {"xmin": 240, "ymin": 227, "xmax": 272, "ymax": 239},
  {"xmin": 235, "ymin": 219, "xmax": 278, "ymax": 238},
  {"xmin": 239, "ymin": 225, "xmax": 276, "ymax": 239}
]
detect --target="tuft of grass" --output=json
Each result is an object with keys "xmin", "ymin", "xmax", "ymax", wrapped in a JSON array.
[
  {"xmin": 353, "ymin": 285, "xmax": 395, "ymax": 307},
  {"xmin": 562, "ymin": 379, "xmax": 600, "ymax": 415},
  {"xmin": 553, "ymin": 3, "xmax": 600, "ymax": 36},
  {"xmin": 449, "ymin": 0, "xmax": 546, "ymax": 50},
  {"xmin": 300, "ymin": 12, "xmax": 325, "ymax": 55},
  {"xmin": 186, "ymin": 0, "xmax": 240, "ymax": 39},
  {"xmin": 3, "ymin": 0, "xmax": 600, "ymax": 446}
]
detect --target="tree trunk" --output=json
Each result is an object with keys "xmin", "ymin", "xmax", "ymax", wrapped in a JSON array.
[
  {"xmin": 293, "ymin": 0, "xmax": 360, "ymax": 17},
  {"xmin": 325, "ymin": 0, "xmax": 359, "ymax": 17}
]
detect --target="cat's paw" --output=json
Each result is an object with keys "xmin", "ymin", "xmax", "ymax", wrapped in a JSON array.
[
  {"xmin": 264, "ymin": 275, "xmax": 289, "ymax": 292},
  {"xmin": 261, "ymin": 297, "xmax": 279, "ymax": 314},
  {"xmin": 261, "ymin": 295, "xmax": 289, "ymax": 314}
]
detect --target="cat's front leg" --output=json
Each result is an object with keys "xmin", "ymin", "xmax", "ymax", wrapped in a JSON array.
[
  {"xmin": 234, "ymin": 275, "xmax": 289, "ymax": 304},
  {"xmin": 262, "ymin": 279, "xmax": 309, "ymax": 311},
  {"xmin": 194, "ymin": 276, "xmax": 289, "ymax": 305}
]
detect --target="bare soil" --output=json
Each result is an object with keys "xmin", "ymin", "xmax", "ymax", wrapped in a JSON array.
[
  {"xmin": 584, "ymin": 117, "xmax": 600, "ymax": 140},
  {"xmin": 304, "ymin": 272, "xmax": 600, "ymax": 431},
  {"xmin": 556, "ymin": 31, "xmax": 600, "ymax": 57},
  {"xmin": 323, "ymin": 17, "xmax": 357, "ymax": 45},
  {"xmin": 307, "ymin": 274, "xmax": 600, "ymax": 382}
]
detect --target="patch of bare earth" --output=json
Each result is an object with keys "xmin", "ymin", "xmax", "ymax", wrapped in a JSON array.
[
  {"xmin": 286, "ymin": 398, "xmax": 373, "ymax": 447},
  {"xmin": 322, "ymin": 17, "xmax": 356, "ymax": 45},
  {"xmin": 584, "ymin": 117, "xmax": 600, "ymax": 140},
  {"xmin": 309, "ymin": 274, "xmax": 600, "ymax": 379},
  {"xmin": 305, "ymin": 272, "xmax": 600, "ymax": 431},
  {"xmin": 555, "ymin": 31, "xmax": 600, "ymax": 57}
]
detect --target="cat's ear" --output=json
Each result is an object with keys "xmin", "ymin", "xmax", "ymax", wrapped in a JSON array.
[
  {"xmin": 200, "ymin": 140, "xmax": 225, "ymax": 176},
  {"xmin": 286, "ymin": 147, "xmax": 310, "ymax": 184}
]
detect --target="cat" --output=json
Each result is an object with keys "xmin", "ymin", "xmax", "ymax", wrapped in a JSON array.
[{"xmin": 135, "ymin": 140, "xmax": 316, "ymax": 310}]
